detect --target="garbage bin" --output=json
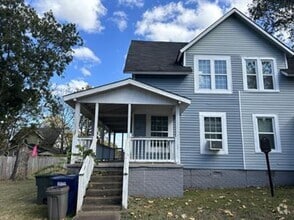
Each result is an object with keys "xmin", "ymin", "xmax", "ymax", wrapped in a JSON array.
[
  {"xmin": 46, "ymin": 185, "xmax": 69, "ymax": 220},
  {"xmin": 51, "ymin": 174, "xmax": 78, "ymax": 215},
  {"xmin": 35, "ymin": 174, "xmax": 60, "ymax": 204}
]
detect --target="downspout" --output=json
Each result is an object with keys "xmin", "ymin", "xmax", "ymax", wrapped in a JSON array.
[{"xmin": 175, "ymin": 102, "xmax": 181, "ymax": 164}]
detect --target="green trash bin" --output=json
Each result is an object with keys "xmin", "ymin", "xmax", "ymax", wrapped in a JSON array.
[
  {"xmin": 46, "ymin": 185, "xmax": 69, "ymax": 220},
  {"xmin": 35, "ymin": 174, "xmax": 60, "ymax": 204}
]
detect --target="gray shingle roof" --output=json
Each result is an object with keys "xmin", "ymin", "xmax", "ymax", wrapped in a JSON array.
[{"xmin": 123, "ymin": 40, "xmax": 192, "ymax": 73}]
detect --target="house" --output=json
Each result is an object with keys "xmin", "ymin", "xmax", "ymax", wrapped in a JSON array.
[
  {"xmin": 7, "ymin": 127, "xmax": 63, "ymax": 156},
  {"xmin": 64, "ymin": 8, "xmax": 294, "ymax": 213}
]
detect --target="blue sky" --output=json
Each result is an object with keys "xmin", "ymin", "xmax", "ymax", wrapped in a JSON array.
[{"xmin": 27, "ymin": 0, "xmax": 252, "ymax": 95}]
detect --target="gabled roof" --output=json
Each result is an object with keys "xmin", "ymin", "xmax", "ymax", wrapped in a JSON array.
[
  {"xmin": 10, "ymin": 127, "xmax": 62, "ymax": 154},
  {"xmin": 64, "ymin": 78, "xmax": 191, "ymax": 105},
  {"xmin": 11, "ymin": 128, "xmax": 44, "ymax": 143},
  {"xmin": 11, "ymin": 127, "xmax": 61, "ymax": 147},
  {"xmin": 177, "ymin": 8, "xmax": 294, "ymax": 61},
  {"xmin": 123, "ymin": 40, "xmax": 191, "ymax": 73}
]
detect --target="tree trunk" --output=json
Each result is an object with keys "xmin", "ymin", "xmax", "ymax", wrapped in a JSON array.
[
  {"xmin": 10, "ymin": 144, "xmax": 30, "ymax": 180},
  {"xmin": 60, "ymin": 128, "xmax": 65, "ymax": 153}
]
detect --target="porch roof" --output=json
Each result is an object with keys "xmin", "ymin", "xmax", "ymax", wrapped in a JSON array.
[
  {"xmin": 64, "ymin": 79, "xmax": 191, "ymax": 133},
  {"xmin": 64, "ymin": 78, "xmax": 191, "ymax": 110}
]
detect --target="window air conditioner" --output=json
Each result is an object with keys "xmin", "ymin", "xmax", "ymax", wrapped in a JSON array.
[{"xmin": 207, "ymin": 140, "xmax": 222, "ymax": 151}]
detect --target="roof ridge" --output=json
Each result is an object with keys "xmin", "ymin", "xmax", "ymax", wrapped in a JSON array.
[{"xmin": 131, "ymin": 39, "xmax": 188, "ymax": 44}]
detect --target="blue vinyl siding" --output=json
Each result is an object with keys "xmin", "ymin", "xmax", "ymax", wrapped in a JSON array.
[
  {"xmin": 134, "ymin": 15, "xmax": 293, "ymax": 171},
  {"xmin": 240, "ymin": 77, "xmax": 294, "ymax": 170},
  {"xmin": 134, "ymin": 74, "xmax": 243, "ymax": 169}
]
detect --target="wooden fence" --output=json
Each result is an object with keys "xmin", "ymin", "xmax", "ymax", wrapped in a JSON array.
[{"xmin": 0, "ymin": 156, "xmax": 67, "ymax": 180}]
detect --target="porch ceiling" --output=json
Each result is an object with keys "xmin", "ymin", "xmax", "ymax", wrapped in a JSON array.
[
  {"xmin": 83, "ymin": 104, "xmax": 128, "ymax": 133},
  {"xmin": 100, "ymin": 104, "xmax": 128, "ymax": 132}
]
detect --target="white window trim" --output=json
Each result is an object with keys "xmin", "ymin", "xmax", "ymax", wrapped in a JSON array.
[
  {"xmin": 252, "ymin": 114, "xmax": 281, "ymax": 153},
  {"xmin": 242, "ymin": 57, "xmax": 279, "ymax": 92},
  {"xmin": 199, "ymin": 112, "xmax": 228, "ymax": 155},
  {"xmin": 194, "ymin": 55, "xmax": 232, "ymax": 94}
]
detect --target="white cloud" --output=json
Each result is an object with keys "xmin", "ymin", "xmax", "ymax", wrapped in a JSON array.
[
  {"xmin": 80, "ymin": 67, "xmax": 92, "ymax": 77},
  {"xmin": 73, "ymin": 47, "xmax": 101, "ymax": 63},
  {"xmin": 53, "ymin": 79, "xmax": 90, "ymax": 96},
  {"xmin": 111, "ymin": 11, "xmax": 128, "ymax": 32},
  {"xmin": 135, "ymin": 1, "xmax": 223, "ymax": 42},
  {"xmin": 118, "ymin": 0, "xmax": 144, "ymax": 8},
  {"xmin": 32, "ymin": 0, "xmax": 107, "ymax": 33},
  {"xmin": 221, "ymin": 0, "xmax": 252, "ymax": 14}
]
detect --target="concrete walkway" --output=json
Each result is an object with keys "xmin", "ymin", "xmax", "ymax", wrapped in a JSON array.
[{"xmin": 73, "ymin": 211, "xmax": 120, "ymax": 220}]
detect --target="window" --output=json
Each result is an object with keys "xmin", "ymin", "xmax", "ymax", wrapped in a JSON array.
[
  {"xmin": 194, "ymin": 56, "xmax": 232, "ymax": 93},
  {"xmin": 243, "ymin": 58, "xmax": 277, "ymax": 91},
  {"xmin": 199, "ymin": 112, "xmax": 228, "ymax": 154},
  {"xmin": 253, "ymin": 114, "xmax": 281, "ymax": 153},
  {"xmin": 151, "ymin": 116, "xmax": 168, "ymax": 137}
]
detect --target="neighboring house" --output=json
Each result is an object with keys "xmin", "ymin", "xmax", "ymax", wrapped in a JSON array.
[
  {"xmin": 8, "ymin": 127, "xmax": 63, "ymax": 156},
  {"xmin": 64, "ymin": 8, "xmax": 294, "ymax": 211}
]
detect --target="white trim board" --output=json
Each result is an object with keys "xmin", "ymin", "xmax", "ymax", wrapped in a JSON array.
[
  {"xmin": 238, "ymin": 91, "xmax": 246, "ymax": 169},
  {"xmin": 64, "ymin": 78, "xmax": 191, "ymax": 105}
]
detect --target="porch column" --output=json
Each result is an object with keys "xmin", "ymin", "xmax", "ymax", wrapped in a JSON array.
[
  {"xmin": 122, "ymin": 103, "xmax": 131, "ymax": 209},
  {"xmin": 175, "ymin": 103, "xmax": 181, "ymax": 164},
  {"xmin": 101, "ymin": 125, "xmax": 105, "ymax": 145},
  {"xmin": 71, "ymin": 102, "xmax": 81, "ymax": 164},
  {"xmin": 113, "ymin": 132, "xmax": 116, "ymax": 160},
  {"xmin": 113, "ymin": 132, "xmax": 115, "ymax": 146},
  {"xmin": 108, "ymin": 130, "xmax": 111, "ymax": 147},
  {"xmin": 93, "ymin": 103, "xmax": 99, "ymax": 154},
  {"xmin": 127, "ymin": 104, "xmax": 132, "ymax": 151},
  {"xmin": 121, "ymin": 133, "xmax": 124, "ymax": 149}
]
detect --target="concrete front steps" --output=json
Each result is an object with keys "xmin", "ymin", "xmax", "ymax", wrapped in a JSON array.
[{"xmin": 74, "ymin": 162, "xmax": 123, "ymax": 220}]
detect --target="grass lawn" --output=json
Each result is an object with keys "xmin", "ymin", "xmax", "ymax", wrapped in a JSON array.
[
  {"xmin": 0, "ymin": 180, "xmax": 293, "ymax": 220},
  {"xmin": 122, "ymin": 187, "xmax": 294, "ymax": 220},
  {"xmin": 0, "ymin": 179, "xmax": 47, "ymax": 220}
]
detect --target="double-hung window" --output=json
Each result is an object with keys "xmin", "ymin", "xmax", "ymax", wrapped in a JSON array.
[
  {"xmin": 253, "ymin": 114, "xmax": 281, "ymax": 153},
  {"xmin": 199, "ymin": 112, "xmax": 228, "ymax": 154},
  {"xmin": 150, "ymin": 116, "xmax": 168, "ymax": 137},
  {"xmin": 243, "ymin": 58, "xmax": 277, "ymax": 91},
  {"xmin": 194, "ymin": 56, "xmax": 232, "ymax": 93}
]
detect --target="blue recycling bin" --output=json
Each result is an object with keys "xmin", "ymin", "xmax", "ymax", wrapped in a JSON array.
[{"xmin": 51, "ymin": 174, "xmax": 78, "ymax": 216}]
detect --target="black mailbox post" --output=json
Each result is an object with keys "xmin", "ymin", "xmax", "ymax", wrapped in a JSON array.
[{"xmin": 260, "ymin": 136, "xmax": 274, "ymax": 197}]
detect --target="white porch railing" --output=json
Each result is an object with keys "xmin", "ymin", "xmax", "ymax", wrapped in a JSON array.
[
  {"xmin": 77, "ymin": 137, "xmax": 93, "ymax": 148},
  {"xmin": 76, "ymin": 137, "xmax": 97, "ymax": 213},
  {"xmin": 130, "ymin": 137, "xmax": 175, "ymax": 162}
]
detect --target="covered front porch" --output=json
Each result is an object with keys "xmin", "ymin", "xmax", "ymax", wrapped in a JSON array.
[
  {"xmin": 65, "ymin": 79, "xmax": 190, "ymax": 164},
  {"xmin": 64, "ymin": 79, "xmax": 190, "ymax": 211}
]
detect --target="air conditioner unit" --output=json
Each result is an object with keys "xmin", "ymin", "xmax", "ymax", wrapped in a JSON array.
[{"xmin": 207, "ymin": 140, "xmax": 222, "ymax": 151}]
